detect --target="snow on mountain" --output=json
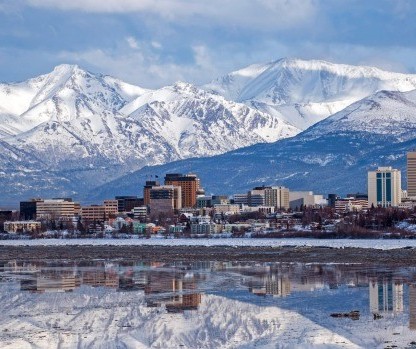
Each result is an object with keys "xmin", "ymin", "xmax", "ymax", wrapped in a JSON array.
[
  {"xmin": 0, "ymin": 66, "xmax": 300, "ymax": 204},
  {"xmin": 306, "ymin": 89, "xmax": 416, "ymax": 141},
  {"xmin": 0, "ymin": 64, "xmax": 148, "ymax": 136},
  {"xmin": 204, "ymin": 58, "xmax": 416, "ymax": 130},
  {"xmin": 97, "ymin": 88, "xmax": 416, "ymax": 199}
]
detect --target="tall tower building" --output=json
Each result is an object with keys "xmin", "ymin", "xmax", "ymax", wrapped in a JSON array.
[
  {"xmin": 407, "ymin": 151, "xmax": 416, "ymax": 198},
  {"xmin": 164, "ymin": 174, "xmax": 201, "ymax": 208},
  {"xmin": 368, "ymin": 167, "xmax": 402, "ymax": 208}
]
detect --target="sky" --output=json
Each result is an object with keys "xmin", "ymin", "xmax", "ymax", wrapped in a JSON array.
[{"xmin": 1, "ymin": 0, "xmax": 416, "ymax": 88}]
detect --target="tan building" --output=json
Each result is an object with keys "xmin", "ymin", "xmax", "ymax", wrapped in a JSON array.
[
  {"xmin": 335, "ymin": 198, "xmax": 368, "ymax": 212},
  {"xmin": 213, "ymin": 204, "xmax": 240, "ymax": 215},
  {"xmin": 104, "ymin": 200, "xmax": 118, "ymax": 215},
  {"xmin": 368, "ymin": 167, "xmax": 402, "ymax": 208},
  {"xmin": 81, "ymin": 200, "xmax": 118, "ymax": 220},
  {"xmin": 36, "ymin": 199, "xmax": 78, "ymax": 219},
  {"xmin": 264, "ymin": 186, "xmax": 290, "ymax": 210},
  {"xmin": 408, "ymin": 151, "xmax": 416, "ymax": 198},
  {"xmin": 4, "ymin": 221, "xmax": 41, "ymax": 233},
  {"xmin": 164, "ymin": 173, "xmax": 201, "ymax": 208},
  {"xmin": 149, "ymin": 185, "xmax": 182, "ymax": 214}
]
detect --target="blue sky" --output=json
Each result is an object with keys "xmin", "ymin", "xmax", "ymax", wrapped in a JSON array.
[{"xmin": 1, "ymin": 0, "xmax": 416, "ymax": 88}]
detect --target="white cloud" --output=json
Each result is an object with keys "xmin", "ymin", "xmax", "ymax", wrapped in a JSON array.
[
  {"xmin": 25, "ymin": 0, "xmax": 318, "ymax": 30},
  {"xmin": 125, "ymin": 36, "xmax": 139, "ymax": 50},
  {"xmin": 151, "ymin": 41, "xmax": 162, "ymax": 50}
]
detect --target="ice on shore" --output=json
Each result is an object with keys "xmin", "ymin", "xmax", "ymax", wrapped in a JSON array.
[{"xmin": 1, "ymin": 237, "xmax": 416, "ymax": 250}]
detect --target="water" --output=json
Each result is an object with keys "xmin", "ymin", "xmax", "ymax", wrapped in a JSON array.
[{"xmin": 1, "ymin": 260, "xmax": 416, "ymax": 348}]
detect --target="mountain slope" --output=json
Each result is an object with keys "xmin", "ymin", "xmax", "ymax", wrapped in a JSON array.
[
  {"xmin": 0, "ymin": 67, "xmax": 298, "ymax": 204},
  {"xmin": 204, "ymin": 58, "xmax": 416, "ymax": 130},
  {"xmin": 92, "ymin": 89, "xmax": 416, "ymax": 199}
]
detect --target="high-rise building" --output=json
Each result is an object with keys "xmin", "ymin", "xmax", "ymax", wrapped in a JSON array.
[
  {"xmin": 264, "ymin": 186, "xmax": 290, "ymax": 210},
  {"xmin": 143, "ymin": 181, "xmax": 160, "ymax": 206},
  {"xmin": 149, "ymin": 185, "xmax": 182, "ymax": 214},
  {"xmin": 164, "ymin": 174, "xmax": 201, "ymax": 208},
  {"xmin": 407, "ymin": 151, "xmax": 416, "ymax": 198},
  {"xmin": 368, "ymin": 167, "xmax": 402, "ymax": 208},
  {"xmin": 247, "ymin": 186, "xmax": 290, "ymax": 210}
]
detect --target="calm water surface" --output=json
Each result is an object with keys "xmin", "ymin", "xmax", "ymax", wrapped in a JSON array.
[{"xmin": 1, "ymin": 259, "xmax": 416, "ymax": 348}]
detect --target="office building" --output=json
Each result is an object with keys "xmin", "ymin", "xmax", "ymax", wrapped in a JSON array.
[
  {"xmin": 36, "ymin": 199, "xmax": 78, "ymax": 220},
  {"xmin": 143, "ymin": 181, "xmax": 160, "ymax": 206},
  {"xmin": 164, "ymin": 173, "xmax": 201, "ymax": 208},
  {"xmin": 408, "ymin": 151, "xmax": 416, "ymax": 198},
  {"xmin": 247, "ymin": 186, "xmax": 290, "ymax": 210},
  {"xmin": 368, "ymin": 167, "xmax": 402, "ymax": 208},
  {"xmin": 20, "ymin": 199, "xmax": 42, "ymax": 220},
  {"xmin": 289, "ymin": 191, "xmax": 327, "ymax": 210},
  {"xmin": 335, "ymin": 197, "xmax": 368, "ymax": 212},
  {"xmin": 80, "ymin": 200, "xmax": 118, "ymax": 221},
  {"xmin": 115, "ymin": 196, "xmax": 144, "ymax": 213},
  {"xmin": 149, "ymin": 185, "xmax": 182, "ymax": 214},
  {"xmin": 133, "ymin": 206, "xmax": 148, "ymax": 221}
]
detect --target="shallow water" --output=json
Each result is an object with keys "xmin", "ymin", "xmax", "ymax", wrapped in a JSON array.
[{"xmin": 1, "ymin": 259, "xmax": 416, "ymax": 348}]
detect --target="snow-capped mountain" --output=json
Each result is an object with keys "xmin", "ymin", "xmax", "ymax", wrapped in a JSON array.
[
  {"xmin": 0, "ymin": 65, "xmax": 299, "ymax": 204},
  {"xmin": 0, "ymin": 64, "xmax": 148, "ymax": 137},
  {"xmin": 204, "ymin": 58, "xmax": 416, "ymax": 130},
  {"xmin": 96, "ymin": 88, "xmax": 416, "ymax": 199}
]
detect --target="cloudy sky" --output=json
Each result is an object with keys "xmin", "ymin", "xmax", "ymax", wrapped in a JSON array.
[{"xmin": 1, "ymin": 0, "xmax": 416, "ymax": 88}]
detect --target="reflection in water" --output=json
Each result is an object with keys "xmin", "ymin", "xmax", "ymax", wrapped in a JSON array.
[
  {"xmin": 410, "ymin": 284, "xmax": 416, "ymax": 330},
  {"xmin": 2, "ymin": 260, "xmax": 416, "ymax": 347},
  {"xmin": 369, "ymin": 277, "xmax": 404, "ymax": 314}
]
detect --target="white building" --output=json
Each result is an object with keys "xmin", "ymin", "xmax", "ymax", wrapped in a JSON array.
[
  {"xmin": 289, "ymin": 191, "xmax": 327, "ymax": 210},
  {"xmin": 368, "ymin": 167, "xmax": 402, "ymax": 208}
]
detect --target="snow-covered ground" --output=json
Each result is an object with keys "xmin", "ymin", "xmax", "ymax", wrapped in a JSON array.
[{"xmin": 2, "ymin": 238, "xmax": 416, "ymax": 250}]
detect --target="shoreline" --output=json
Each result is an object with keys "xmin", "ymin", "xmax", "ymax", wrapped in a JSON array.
[{"xmin": 1, "ymin": 244, "xmax": 416, "ymax": 265}]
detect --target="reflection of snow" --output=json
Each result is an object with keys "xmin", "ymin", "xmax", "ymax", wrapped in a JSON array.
[{"xmin": 0, "ymin": 282, "xmax": 359, "ymax": 349}]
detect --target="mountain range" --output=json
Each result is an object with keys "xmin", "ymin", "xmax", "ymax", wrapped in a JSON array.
[{"xmin": 1, "ymin": 59, "xmax": 416, "ymax": 205}]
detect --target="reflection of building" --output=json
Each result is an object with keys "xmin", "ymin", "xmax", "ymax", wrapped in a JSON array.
[
  {"xmin": 82, "ymin": 269, "xmax": 119, "ymax": 288},
  {"xmin": 249, "ymin": 273, "xmax": 291, "ymax": 297},
  {"xmin": 410, "ymin": 284, "xmax": 416, "ymax": 330},
  {"xmin": 21, "ymin": 271, "xmax": 79, "ymax": 293},
  {"xmin": 369, "ymin": 278, "xmax": 404, "ymax": 314},
  {"xmin": 144, "ymin": 272, "xmax": 202, "ymax": 312}
]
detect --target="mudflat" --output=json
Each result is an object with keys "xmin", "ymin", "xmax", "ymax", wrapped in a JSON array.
[{"xmin": 1, "ymin": 245, "xmax": 415, "ymax": 265}]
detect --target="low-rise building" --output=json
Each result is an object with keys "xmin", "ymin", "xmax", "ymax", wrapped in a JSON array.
[
  {"xmin": 36, "ymin": 199, "xmax": 78, "ymax": 220},
  {"xmin": 4, "ymin": 221, "xmax": 41, "ymax": 233},
  {"xmin": 213, "ymin": 204, "xmax": 240, "ymax": 215},
  {"xmin": 335, "ymin": 198, "xmax": 368, "ymax": 212},
  {"xmin": 190, "ymin": 223, "xmax": 219, "ymax": 235},
  {"xmin": 133, "ymin": 206, "xmax": 148, "ymax": 221},
  {"xmin": 289, "ymin": 191, "xmax": 327, "ymax": 210}
]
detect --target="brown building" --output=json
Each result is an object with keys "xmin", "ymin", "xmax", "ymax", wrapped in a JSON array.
[
  {"xmin": 143, "ymin": 181, "xmax": 160, "ymax": 205},
  {"xmin": 164, "ymin": 173, "xmax": 201, "ymax": 208},
  {"xmin": 408, "ymin": 151, "xmax": 416, "ymax": 198}
]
